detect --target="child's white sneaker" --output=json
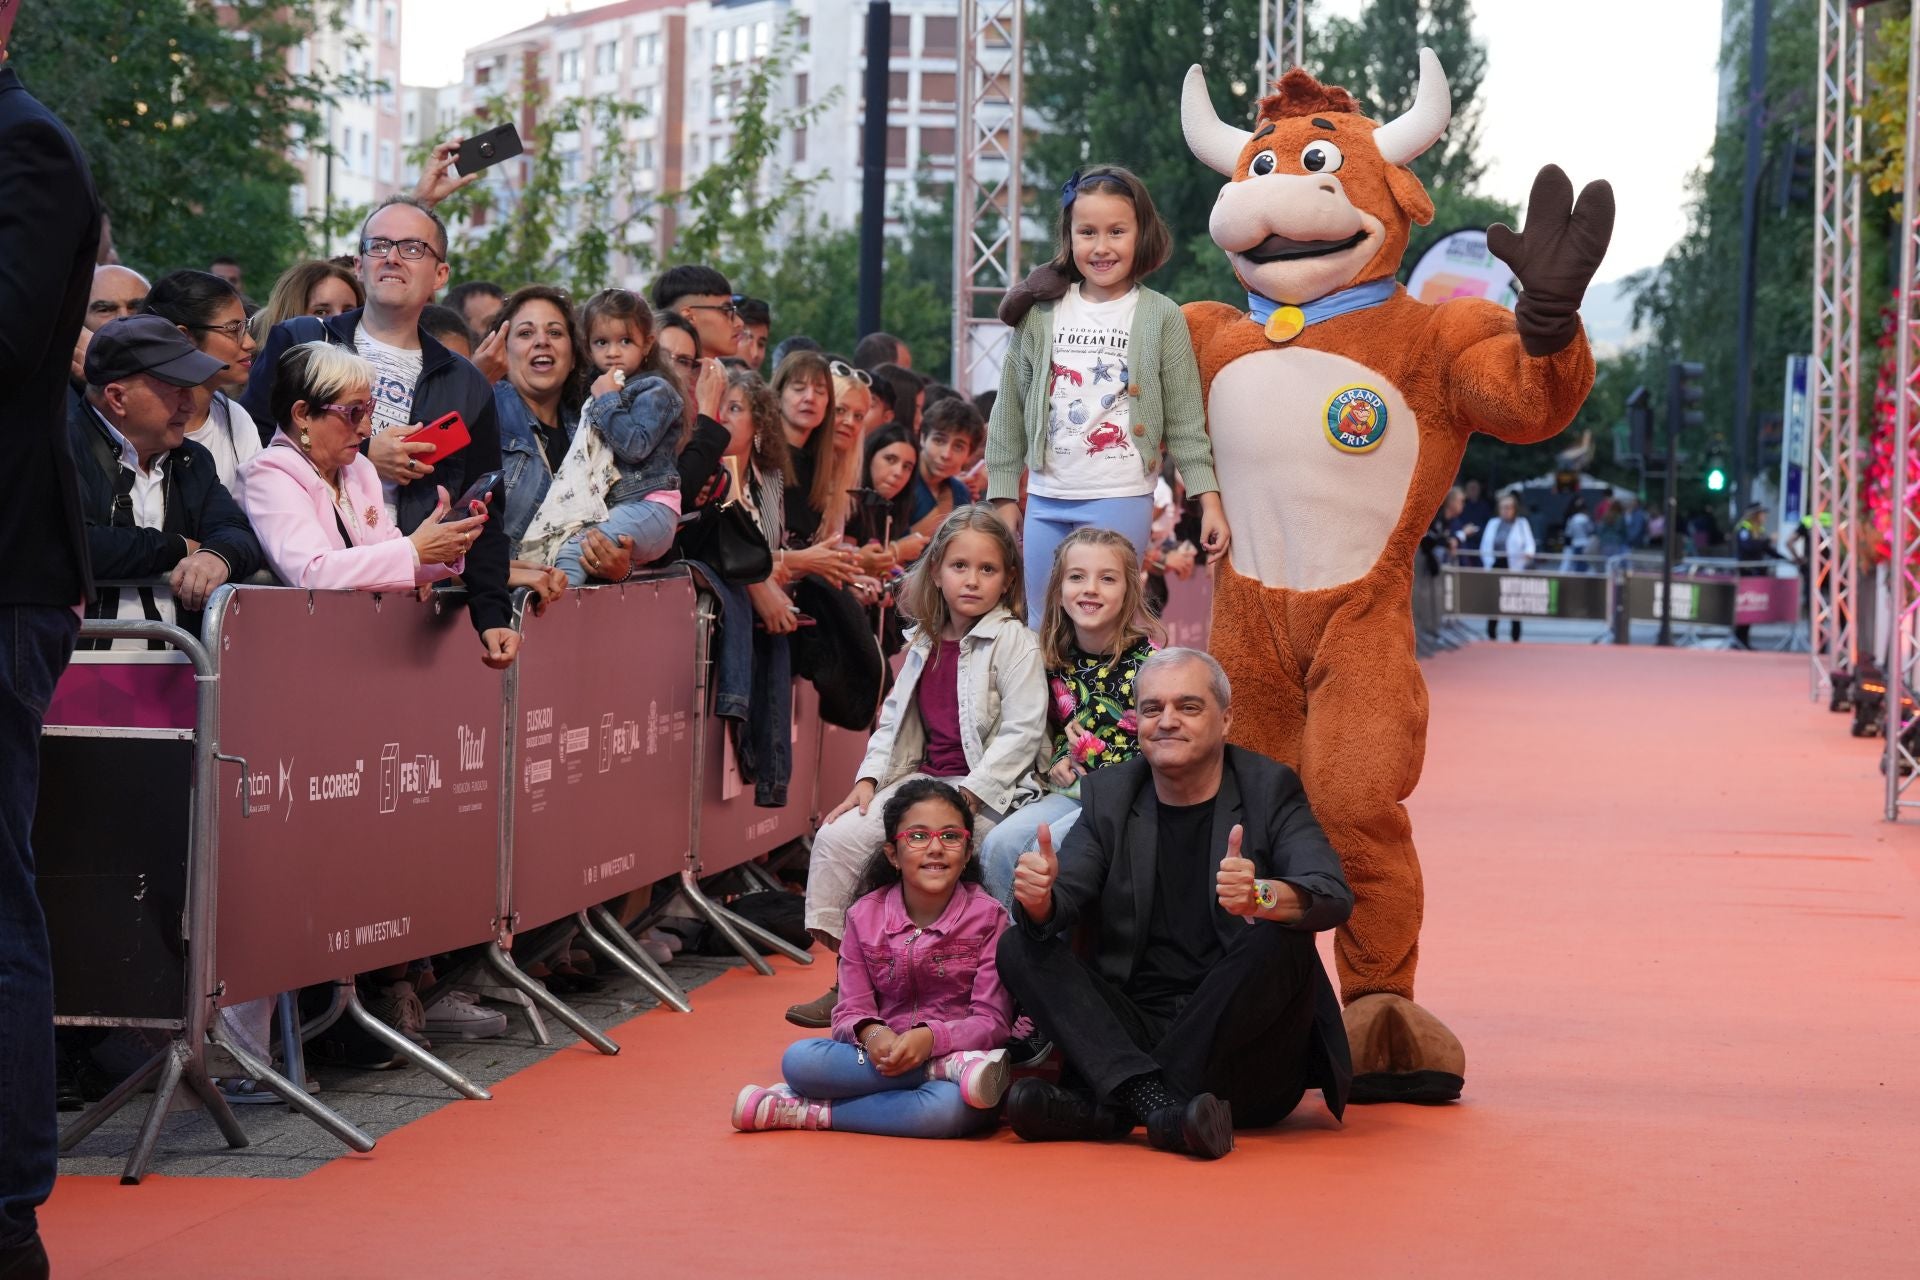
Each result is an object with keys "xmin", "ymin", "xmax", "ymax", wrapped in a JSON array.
[
  {"xmin": 731, "ymin": 1083, "xmax": 831, "ymax": 1131},
  {"xmin": 927, "ymin": 1047, "xmax": 1011, "ymax": 1109}
]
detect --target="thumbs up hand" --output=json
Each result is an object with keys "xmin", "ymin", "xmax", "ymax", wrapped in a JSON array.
[
  {"xmin": 1216, "ymin": 824, "xmax": 1259, "ymax": 917},
  {"xmin": 1012, "ymin": 823, "xmax": 1061, "ymax": 923}
]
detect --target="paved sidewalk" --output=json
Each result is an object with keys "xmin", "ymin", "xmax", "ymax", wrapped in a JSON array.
[{"xmin": 58, "ymin": 952, "xmax": 750, "ymax": 1179}]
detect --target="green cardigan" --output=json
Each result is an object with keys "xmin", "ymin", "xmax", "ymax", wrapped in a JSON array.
[{"xmin": 984, "ymin": 285, "xmax": 1218, "ymax": 503}]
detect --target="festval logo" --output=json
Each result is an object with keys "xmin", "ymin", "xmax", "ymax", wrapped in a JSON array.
[{"xmin": 1324, "ymin": 385, "xmax": 1389, "ymax": 454}]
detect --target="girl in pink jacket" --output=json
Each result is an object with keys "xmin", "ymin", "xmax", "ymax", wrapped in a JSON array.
[
  {"xmin": 732, "ymin": 779, "xmax": 1015, "ymax": 1137},
  {"xmin": 240, "ymin": 342, "xmax": 484, "ymax": 592}
]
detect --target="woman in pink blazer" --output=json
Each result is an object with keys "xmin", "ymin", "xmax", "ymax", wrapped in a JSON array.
[{"xmin": 241, "ymin": 342, "xmax": 484, "ymax": 590}]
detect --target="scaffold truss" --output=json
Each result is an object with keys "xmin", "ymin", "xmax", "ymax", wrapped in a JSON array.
[
  {"xmin": 1887, "ymin": 1, "xmax": 1920, "ymax": 816},
  {"xmin": 951, "ymin": 0, "xmax": 1024, "ymax": 396},
  {"xmin": 1256, "ymin": 1, "xmax": 1307, "ymax": 99}
]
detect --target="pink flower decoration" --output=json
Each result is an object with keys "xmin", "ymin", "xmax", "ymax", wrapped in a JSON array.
[
  {"xmin": 1051, "ymin": 677, "xmax": 1076, "ymax": 720},
  {"xmin": 1117, "ymin": 710, "xmax": 1139, "ymax": 736},
  {"xmin": 1068, "ymin": 725, "xmax": 1103, "ymax": 765}
]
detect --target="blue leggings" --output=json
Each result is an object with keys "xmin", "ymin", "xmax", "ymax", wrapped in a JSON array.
[
  {"xmin": 551, "ymin": 498, "xmax": 679, "ymax": 587},
  {"xmin": 780, "ymin": 1039, "xmax": 996, "ymax": 1139},
  {"xmin": 1020, "ymin": 493, "xmax": 1154, "ymax": 623}
]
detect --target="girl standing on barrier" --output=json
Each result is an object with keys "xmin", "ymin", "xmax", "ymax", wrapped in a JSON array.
[
  {"xmin": 978, "ymin": 527, "xmax": 1162, "ymax": 904},
  {"xmin": 734, "ymin": 780, "xmax": 1015, "ymax": 1136},
  {"xmin": 784, "ymin": 505, "xmax": 1047, "ymax": 1028},
  {"xmin": 519, "ymin": 289, "xmax": 694, "ymax": 584}
]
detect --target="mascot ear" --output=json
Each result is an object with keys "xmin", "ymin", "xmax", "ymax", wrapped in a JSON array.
[{"xmin": 1386, "ymin": 165, "xmax": 1436, "ymax": 227}]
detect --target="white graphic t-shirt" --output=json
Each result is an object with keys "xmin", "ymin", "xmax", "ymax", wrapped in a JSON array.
[
  {"xmin": 1029, "ymin": 284, "xmax": 1151, "ymax": 501},
  {"xmin": 354, "ymin": 327, "xmax": 424, "ymax": 523}
]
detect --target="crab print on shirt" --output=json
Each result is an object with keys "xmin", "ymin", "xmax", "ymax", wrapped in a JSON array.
[{"xmin": 1032, "ymin": 284, "xmax": 1152, "ymax": 500}]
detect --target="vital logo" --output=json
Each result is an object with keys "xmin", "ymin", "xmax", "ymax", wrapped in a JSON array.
[{"xmin": 458, "ymin": 725, "xmax": 487, "ymax": 772}]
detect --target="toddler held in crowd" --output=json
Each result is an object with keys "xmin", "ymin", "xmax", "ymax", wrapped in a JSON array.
[
  {"xmin": 520, "ymin": 289, "xmax": 685, "ymax": 583},
  {"xmin": 734, "ymin": 780, "xmax": 1014, "ymax": 1136}
]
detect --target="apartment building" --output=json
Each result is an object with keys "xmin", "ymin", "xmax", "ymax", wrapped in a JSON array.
[
  {"xmin": 433, "ymin": 0, "xmax": 970, "ymax": 283},
  {"xmin": 289, "ymin": 0, "xmax": 407, "ymax": 251}
]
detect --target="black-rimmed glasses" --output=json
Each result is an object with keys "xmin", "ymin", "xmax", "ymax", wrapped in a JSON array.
[{"xmin": 360, "ymin": 237, "xmax": 443, "ymax": 262}]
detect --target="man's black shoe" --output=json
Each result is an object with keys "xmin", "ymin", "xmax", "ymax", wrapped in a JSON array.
[
  {"xmin": 1006, "ymin": 1078, "xmax": 1133, "ymax": 1142},
  {"xmin": 1004, "ymin": 1029, "xmax": 1054, "ymax": 1069},
  {"xmin": 1146, "ymin": 1092, "xmax": 1235, "ymax": 1160},
  {"xmin": 0, "ymin": 1234, "xmax": 50, "ymax": 1280}
]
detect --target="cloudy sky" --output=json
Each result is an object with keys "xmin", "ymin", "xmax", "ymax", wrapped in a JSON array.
[{"xmin": 402, "ymin": 0, "xmax": 1725, "ymax": 283}]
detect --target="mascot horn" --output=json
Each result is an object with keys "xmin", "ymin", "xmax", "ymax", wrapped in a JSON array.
[{"xmin": 1181, "ymin": 50, "xmax": 1614, "ymax": 1103}]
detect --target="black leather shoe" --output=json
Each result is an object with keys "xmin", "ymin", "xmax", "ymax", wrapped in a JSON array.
[
  {"xmin": 1146, "ymin": 1092, "xmax": 1234, "ymax": 1160},
  {"xmin": 1006, "ymin": 1078, "xmax": 1133, "ymax": 1143},
  {"xmin": 0, "ymin": 1234, "xmax": 50, "ymax": 1280}
]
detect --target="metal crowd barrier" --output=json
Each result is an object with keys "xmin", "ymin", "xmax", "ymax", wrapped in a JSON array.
[{"xmin": 40, "ymin": 571, "xmax": 849, "ymax": 1183}]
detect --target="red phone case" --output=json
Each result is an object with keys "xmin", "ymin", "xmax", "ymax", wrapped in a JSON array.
[{"xmin": 410, "ymin": 412, "xmax": 471, "ymax": 466}]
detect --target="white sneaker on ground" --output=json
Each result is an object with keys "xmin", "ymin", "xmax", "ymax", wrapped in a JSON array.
[
  {"xmin": 927, "ymin": 1047, "xmax": 1012, "ymax": 1109},
  {"xmin": 422, "ymin": 988, "xmax": 509, "ymax": 1041},
  {"xmin": 731, "ymin": 1083, "xmax": 830, "ymax": 1131}
]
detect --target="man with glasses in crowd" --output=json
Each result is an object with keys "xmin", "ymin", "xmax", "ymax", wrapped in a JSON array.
[
  {"xmin": 0, "ymin": 2, "xmax": 103, "ymax": 1272},
  {"xmin": 650, "ymin": 264, "xmax": 744, "ymax": 360},
  {"xmin": 241, "ymin": 196, "xmax": 518, "ymax": 672}
]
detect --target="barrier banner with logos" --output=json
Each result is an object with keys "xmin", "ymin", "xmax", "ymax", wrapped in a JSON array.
[
  {"xmin": 699, "ymin": 678, "xmax": 821, "ymax": 875},
  {"xmin": 213, "ymin": 589, "xmax": 504, "ymax": 1005},
  {"xmin": 1622, "ymin": 573, "xmax": 1799, "ymax": 627},
  {"xmin": 1441, "ymin": 567, "xmax": 1610, "ymax": 621},
  {"xmin": 509, "ymin": 572, "xmax": 700, "ymax": 931}
]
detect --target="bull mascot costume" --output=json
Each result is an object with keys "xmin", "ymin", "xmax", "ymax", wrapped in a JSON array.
[{"xmin": 1180, "ymin": 51, "xmax": 1613, "ymax": 1102}]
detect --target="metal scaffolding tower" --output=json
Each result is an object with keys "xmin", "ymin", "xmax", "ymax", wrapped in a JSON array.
[
  {"xmin": 950, "ymin": 0, "xmax": 1025, "ymax": 395},
  {"xmin": 1810, "ymin": 0, "xmax": 1863, "ymax": 704},
  {"xmin": 1256, "ymin": 1, "xmax": 1307, "ymax": 96},
  {"xmin": 1888, "ymin": 1, "xmax": 1920, "ymax": 816}
]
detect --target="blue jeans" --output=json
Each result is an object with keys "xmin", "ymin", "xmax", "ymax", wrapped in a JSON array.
[
  {"xmin": 1020, "ymin": 493, "xmax": 1155, "ymax": 622},
  {"xmin": 741, "ymin": 632, "xmax": 792, "ymax": 807},
  {"xmin": 686, "ymin": 563, "xmax": 752, "ymax": 723},
  {"xmin": 1, "ymin": 605, "xmax": 78, "ymax": 1248},
  {"xmin": 980, "ymin": 793, "xmax": 1082, "ymax": 906},
  {"xmin": 780, "ymin": 1038, "xmax": 994, "ymax": 1138},
  {"xmin": 552, "ymin": 499, "xmax": 679, "ymax": 587}
]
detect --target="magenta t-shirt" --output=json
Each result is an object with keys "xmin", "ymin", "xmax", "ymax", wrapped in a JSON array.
[{"xmin": 917, "ymin": 640, "xmax": 969, "ymax": 777}]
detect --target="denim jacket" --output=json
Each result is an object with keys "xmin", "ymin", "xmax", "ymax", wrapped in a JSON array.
[
  {"xmin": 495, "ymin": 381, "xmax": 563, "ymax": 553},
  {"xmin": 831, "ymin": 881, "xmax": 1013, "ymax": 1057},
  {"xmin": 590, "ymin": 373, "xmax": 684, "ymax": 506}
]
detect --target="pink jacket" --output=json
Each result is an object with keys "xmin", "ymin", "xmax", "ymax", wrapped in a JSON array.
[
  {"xmin": 831, "ymin": 881, "xmax": 1013, "ymax": 1057},
  {"xmin": 240, "ymin": 434, "xmax": 461, "ymax": 591}
]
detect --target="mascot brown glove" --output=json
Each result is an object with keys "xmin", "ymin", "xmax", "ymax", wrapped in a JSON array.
[{"xmin": 1486, "ymin": 164, "xmax": 1616, "ymax": 358}]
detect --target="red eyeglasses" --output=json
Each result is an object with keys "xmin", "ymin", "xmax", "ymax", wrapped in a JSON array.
[{"xmin": 896, "ymin": 827, "xmax": 969, "ymax": 850}]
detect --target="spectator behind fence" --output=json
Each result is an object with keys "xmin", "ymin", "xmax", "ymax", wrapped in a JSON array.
[
  {"xmin": 736, "ymin": 295, "xmax": 770, "ymax": 371},
  {"xmin": 850, "ymin": 425, "xmax": 926, "ymax": 575},
  {"xmin": 241, "ymin": 195, "xmax": 518, "ymax": 669},
  {"xmin": 518, "ymin": 287, "xmax": 689, "ymax": 584},
  {"xmin": 444, "ymin": 280, "xmax": 505, "ymax": 338},
  {"xmin": 251, "ymin": 259, "xmax": 364, "ymax": 344},
  {"xmin": 71, "ymin": 316, "xmax": 263, "ymax": 649},
  {"xmin": 773, "ymin": 350, "xmax": 858, "ymax": 584},
  {"xmin": 854, "ymin": 331, "xmax": 911, "ymax": 372},
  {"xmin": 144, "ymin": 270, "xmax": 263, "ymax": 498},
  {"xmin": 910, "ymin": 397, "xmax": 984, "ymax": 536},
  {"xmin": 1478, "ymin": 492, "xmax": 1535, "ymax": 642},
  {"xmin": 651, "ymin": 263, "xmax": 742, "ymax": 358},
  {"xmin": 873, "ymin": 362, "xmax": 925, "ymax": 438},
  {"xmin": 419, "ymin": 304, "xmax": 472, "ymax": 360},
  {"xmin": 786, "ymin": 506, "xmax": 1047, "ymax": 1029},
  {"xmin": 996, "ymin": 648, "xmax": 1352, "ymax": 1161},
  {"xmin": 70, "ymin": 264, "xmax": 150, "ymax": 392},
  {"xmin": 1560, "ymin": 495, "xmax": 1597, "ymax": 573},
  {"xmin": 1459, "ymin": 478, "xmax": 1493, "ymax": 533},
  {"xmin": 979, "ymin": 527, "xmax": 1161, "ymax": 905},
  {"xmin": 734, "ymin": 779, "xmax": 1015, "ymax": 1136},
  {"xmin": 209, "ymin": 256, "xmax": 244, "ymax": 295},
  {"xmin": 0, "ymin": 19, "xmax": 103, "ymax": 1265},
  {"xmin": 240, "ymin": 342, "xmax": 481, "ymax": 591},
  {"xmin": 768, "ymin": 333, "xmax": 821, "ymax": 371},
  {"xmin": 651, "ymin": 308, "xmax": 733, "ymax": 519}
]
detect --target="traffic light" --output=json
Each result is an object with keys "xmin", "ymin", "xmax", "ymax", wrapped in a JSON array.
[
  {"xmin": 1668, "ymin": 359, "xmax": 1706, "ymax": 438},
  {"xmin": 1776, "ymin": 133, "xmax": 1814, "ymax": 215},
  {"xmin": 1707, "ymin": 466, "xmax": 1727, "ymax": 492}
]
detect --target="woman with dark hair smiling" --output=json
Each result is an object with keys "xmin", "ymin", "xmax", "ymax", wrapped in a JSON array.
[
  {"xmin": 487, "ymin": 286, "xmax": 595, "ymax": 598},
  {"xmin": 144, "ymin": 269, "xmax": 263, "ymax": 497}
]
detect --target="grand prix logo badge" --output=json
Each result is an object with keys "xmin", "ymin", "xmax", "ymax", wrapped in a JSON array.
[{"xmin": 1324, "ymin": 385, "xmax": 1389, "ymax": 454}]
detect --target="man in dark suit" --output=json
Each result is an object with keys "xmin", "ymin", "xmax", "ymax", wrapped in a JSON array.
[
  {"xmin": 0, "ymin": 3, "xmax": 103, "ymax": 1274},
  {"xmin": 999, "ymin": 648, "xmax": 1353, "ymax": 1161},
  {"xmin": 71, "ymin": 316, "xmax": 263, "ymax": 644}
]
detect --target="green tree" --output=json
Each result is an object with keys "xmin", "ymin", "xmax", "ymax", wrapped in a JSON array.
[{"xmin": 12, "ymin": 0, "xmax": 368, "ymax": 283}]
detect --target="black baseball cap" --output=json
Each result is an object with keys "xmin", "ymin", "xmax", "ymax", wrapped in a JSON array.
[{"xmin": 85, "ymin": 315, "xmax": 228, "ymax": 388}]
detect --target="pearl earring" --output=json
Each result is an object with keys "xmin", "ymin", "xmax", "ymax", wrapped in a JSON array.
[{"xmin": 299, "ymin": 428, "xmax": 310, "ymax": 449}]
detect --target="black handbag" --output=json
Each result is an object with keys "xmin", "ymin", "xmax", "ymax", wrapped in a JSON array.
[{"xmin": 686, "ymin": 494, "xmax": 773, "ymax": 584}]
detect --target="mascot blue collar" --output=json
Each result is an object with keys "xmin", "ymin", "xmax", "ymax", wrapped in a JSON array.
[{"xmin": 1247, "ymin": 277, "xmax": 1398, "ymax": 341}]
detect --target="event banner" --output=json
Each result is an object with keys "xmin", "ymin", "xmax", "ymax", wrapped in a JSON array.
[
  {"xmin": 508, "ymin": 573, "xmax": 700, "ymax": 932},
  {"xmin": 1441, "ymin": 567, "xmax": 1610, "ymax": 620},
  {"xmin": 1406, "ymin": 228, "xmax": 1520, "ymax": 309},
  {"xmin": 214, "ymin": 588, "xmax": 504, "ymax": 1005},
  {"xmin": 1622, "ymin": 573, "xmax": 1799, "ymax": 627}
]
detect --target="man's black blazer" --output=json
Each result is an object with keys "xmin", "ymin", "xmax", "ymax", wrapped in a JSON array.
[
  {"xmin": 0, "ymin": 66, "xmax": 101, "ymax": 607},
  {"xmin": 1030, "ymin": 746, "xmax": 1356, "ymax": 1117},
  {"xmin": 69, "ymin": 397, "xmax": 264, "ymax": 637}
]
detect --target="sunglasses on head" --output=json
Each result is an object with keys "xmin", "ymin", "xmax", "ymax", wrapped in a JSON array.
[{"xmin": 829, "ymin": 360, "xmax": 873, "ymax": 387}]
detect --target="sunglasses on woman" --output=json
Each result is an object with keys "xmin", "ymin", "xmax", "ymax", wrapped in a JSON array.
[
  {"xmin": 829, "ymin": 359, "xmax": 873, "ymax": 387},
  {"xmin": 319, "ymin": 401, "xmax": 376, "ymax": 428}
]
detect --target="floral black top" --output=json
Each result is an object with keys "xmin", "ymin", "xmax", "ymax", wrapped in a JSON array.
[{"xmin": 1046, "ymin": 638, "xmax": 1154, "ymax": 788}]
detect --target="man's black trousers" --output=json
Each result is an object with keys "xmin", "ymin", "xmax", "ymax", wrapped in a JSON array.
[{"xmin": 997, "ymin": 920, "xmax": 1318, "ymax": 1128}]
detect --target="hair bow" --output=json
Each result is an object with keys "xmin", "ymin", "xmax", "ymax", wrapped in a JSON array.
[{"xmin": 1059, "ymin": 170, "xmax": 1084, "ymax": 209}]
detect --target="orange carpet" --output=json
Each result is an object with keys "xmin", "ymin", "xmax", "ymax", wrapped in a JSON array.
[{"xmin": 40, "ymin": 645, "xmax": 1920, "ymax": 1277}]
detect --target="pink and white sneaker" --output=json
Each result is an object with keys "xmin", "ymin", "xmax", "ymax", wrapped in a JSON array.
[
  {"xmin": 731, "ymin": 1083, "xmax": 831, "ymax": 1132},
  {"xmin": 927, "ymin": 1048, "xmax": 1012, "ymax": 1109}
]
